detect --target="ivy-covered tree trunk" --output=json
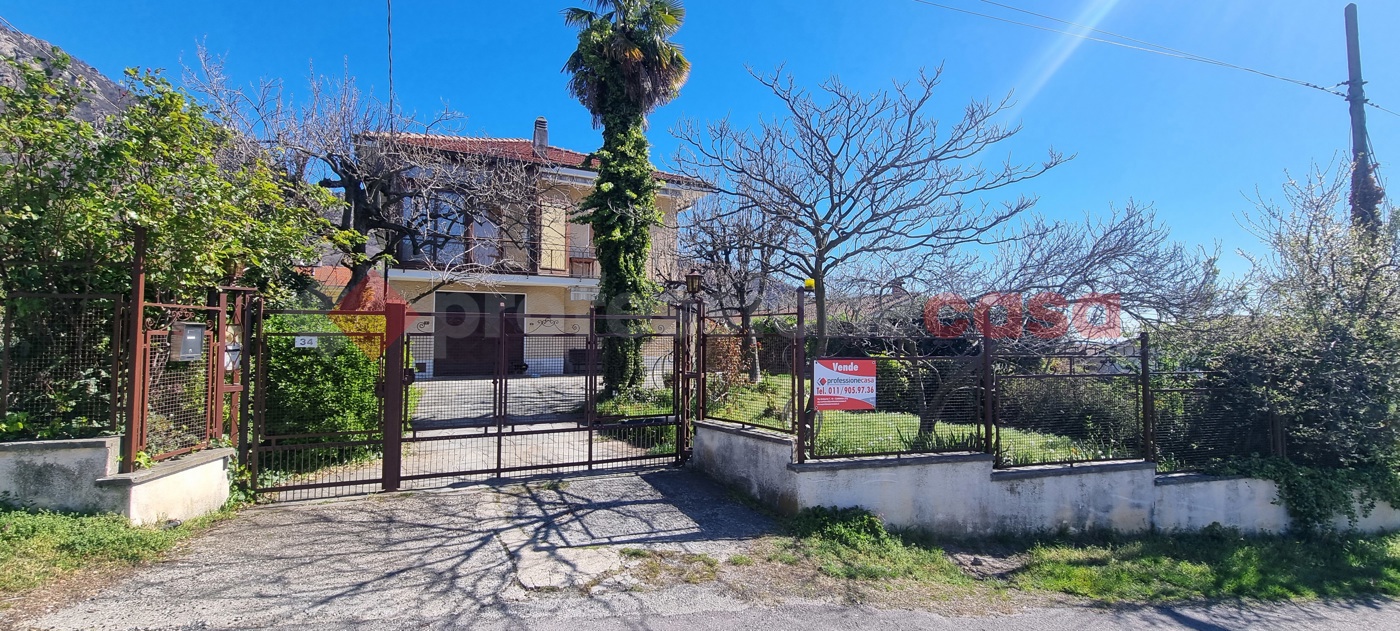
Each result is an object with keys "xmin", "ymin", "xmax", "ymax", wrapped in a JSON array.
[{"xmin": 583, "ymin": 97, "xmax": 662, "ymax": 397}]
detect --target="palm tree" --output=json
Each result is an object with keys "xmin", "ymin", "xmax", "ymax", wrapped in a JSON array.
[
  {"xmin": 563, "ymin": 0, "xmax": 691, "ymax": 124},
  {"xmin": 563, "ymin": 0, "xmax": 690, "ymax": 396}
]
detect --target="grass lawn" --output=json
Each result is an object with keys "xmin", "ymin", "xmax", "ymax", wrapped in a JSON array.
[
  {"xmin": 705, "ymin": 374, "xmax": 1109, "ymax": 464},
  {"xmin": 596, "ymin": 387, "xmax": 673, "ymax": 418},
  {"xmin": 816, "ymin": 412, "xmax": 1119, "ymax": 464},
  {"xmin": 1011, "ymin": 528, "xmax": 1400, "ymax": 601},
  {"xmin": 706, "ymin": 374, "xmax": 795, "ymax": 431},
  {"xmin": 766, "ymin": 507, "xmax": 1400, "ymax": 603},
  {"xmin": 0, "ymin": 506, "xmax": 233, "ymax": 597}
]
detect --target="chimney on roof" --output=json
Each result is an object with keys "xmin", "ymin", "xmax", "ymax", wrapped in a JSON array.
[{"xmin": 532, "ymin": 117, "xmax": 548, "ymax": 155}]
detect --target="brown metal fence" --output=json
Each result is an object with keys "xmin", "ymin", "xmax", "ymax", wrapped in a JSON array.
[
  {"xmin": 125, "ymin": 297, "xmax": 242, "ymax": 466},
  {"xmin": 0, "ymin": 293, "xmax": 126, "ymax": 439},
  {"xmin": 719, "ymin": 303, "xmax": 1286, "ymax": 471},
  {"xmin": 805, "ymin": 338, "xmax": 987, "ymax": 459},
  {"xmin": 245, "ymin": 304, "xmax": 694, "ymax": 501},
  {"xmin": 992, "ymin": 340, "xmax": 1145, "ymax": 467},
  {"xmin": 700, "ymin": 316, "xmax": 801, "ymax": 433},
  {"xmin": 1150, "ymin": 370, "xmax": 1278, "ymax": 472},
  {"xmin": 248, "ymin": 306, "xmax": 390, "ymax": 500},
  {"xmin": 3, "ymin": 249, "xmax": 251, "ymax": 472},
  {"xmin": 395, "ymin": 311, "xmax": 686, "ymax": 490}
]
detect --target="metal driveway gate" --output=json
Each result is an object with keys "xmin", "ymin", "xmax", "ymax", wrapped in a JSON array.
[
  {"xmin": 247, "ymin": 302, "xmax": 695, "ymax": 501},
  {"xmin": 398, "ymin": 309, "xmax": 688, "ymax": 488}
]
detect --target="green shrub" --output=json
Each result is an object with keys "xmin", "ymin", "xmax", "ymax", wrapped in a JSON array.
[
  {"xmin": 875, "ymin": 359, "xmax": 912, "ymax": 413},
  {"xmin": 260, "ymin": 314, "xmax": 381, "ymax": 470}
]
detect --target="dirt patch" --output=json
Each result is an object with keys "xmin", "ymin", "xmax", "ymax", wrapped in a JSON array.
[
  {"xmin": 607, "ymin": 548, "xmax": 722, "ymax": 593},
  {"xmin": 947, "ymin": 551, "xmax": 1030, "ymax": 580},
  {"xmin": 606, "ymin": 535, "xmax": 1066, "ymax": 617},
  {"xmin": 0, "ymin": 562, "xmax": 129, "ymax": 628}
]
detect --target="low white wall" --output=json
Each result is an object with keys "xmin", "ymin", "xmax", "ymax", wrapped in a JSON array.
[
  {"xmin": 0, "ymin": 438, "xmax": 231, "ymax": 525},
  {"xmin": 0, "ymin": 437, "xmax": 122, "ymax": 513},
  {"xmin": 1155, "ymin": 474, "xmax": 1291, "ymax": 534},
  {"xmin": 692, "ymin": 420, "xmax": 798, "ymax": 513},
  {"xmin": 694, "ymin": 420, "xmax": 1400, "ymax": 535},
  {"xmin": 786, "ymin": 453, "xmax": 1155, "ymax": 535},
  {"xmin": 97, "ymin": 448, "xmax": 233, "ymax": 526}
]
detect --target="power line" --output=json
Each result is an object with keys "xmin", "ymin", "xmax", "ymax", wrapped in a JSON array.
[
  {"xmin": 970, "ymin": 0, "xmax": 1347, "ymax": 97},
  {"xmin": 1368, "ymin": 100, "xmax": 1400, "ymax": 119},
  {"xmin": 910, "ymin": 0, "xmax": 1394, "ymax": 109}
]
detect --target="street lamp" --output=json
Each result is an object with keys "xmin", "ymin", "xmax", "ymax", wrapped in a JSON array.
[{"xmin": 685, "ymin": 268, "xmax": 703, "ymax": 296}]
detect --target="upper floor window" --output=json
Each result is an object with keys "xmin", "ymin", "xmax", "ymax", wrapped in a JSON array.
[{"xmin": 405, "ymin": 192, "xmax": 503, "ymax": 268}]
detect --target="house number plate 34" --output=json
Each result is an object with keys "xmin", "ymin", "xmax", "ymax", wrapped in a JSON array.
[{"xmin": 294, "ymin": 336, "xmax": 319, "ymax": 348}]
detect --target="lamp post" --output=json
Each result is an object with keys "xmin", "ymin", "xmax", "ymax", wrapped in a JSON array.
[
  {"xmin": 681, "ymin": 268, "xmax": 704, "ymax": 436},
  {"xmin": 685, "ymin": 268, "xmax": 703, "ymax": 297}
]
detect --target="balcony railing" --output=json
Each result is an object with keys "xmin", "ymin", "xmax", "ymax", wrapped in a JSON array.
[{"xmin": 398, "ymin": 242, "xmax": 675, "ymax": 282}]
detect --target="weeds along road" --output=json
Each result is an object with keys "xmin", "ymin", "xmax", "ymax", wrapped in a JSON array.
[{"xmin": 15, "ymin": 469, "xmax": 1400, "ymax": 631}]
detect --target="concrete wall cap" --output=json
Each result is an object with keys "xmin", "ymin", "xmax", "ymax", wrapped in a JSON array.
[
  {"xmin": 96, "ymin": 448, "xmax": 233, "ymax": 488},
  {"xmin": 694, "ymin": 419, "xmax": 795, "ymax": 445},
  {"xmin": 789, "ymin": 452, "xmax": 994, "ymax": 472},
  {"xmin": 990, "ymin": 459, "xmax": 1155, "ymax": 481},
  {"xmin": 1154, "ymin": 472, "xmax": 1253, "ymax": 486},
  {"xmin": 0, "ymin": 436, "xmax": 120, "ymax": 452}
]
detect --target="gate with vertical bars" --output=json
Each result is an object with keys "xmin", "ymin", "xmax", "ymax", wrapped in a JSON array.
[{"xmin": 246, "ymin": 302, "xmax": 698, "ymax": 501}]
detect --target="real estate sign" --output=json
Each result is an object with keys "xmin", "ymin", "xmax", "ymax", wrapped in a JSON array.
[{"xmin": 814, "ymin": 359, "xmax": 877, "ymax": 411}]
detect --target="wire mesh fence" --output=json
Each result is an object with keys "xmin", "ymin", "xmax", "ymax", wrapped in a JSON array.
[
  {"xmin": 0, "ymin": 294, "xmax": 124, "ymax": 440},
  {"xmin": 702, "ymin": 331, "xmax": 798, "ymax": 432},
  {"xmin": 698, "ymin": 325, "xmax": 1289, "ymax": 472},
  {"xmin": 806, "ymin": 337, "xmax": 987, "ymax": 458},
  {"xmin": 992, "ymin": 341, "xmax": 1144, "ymax": 467},
  {"xmin": 141, "ymin": 327, "xmax": 216, "ymax": 460},
  {"xmin": 1151, "ymin": 371, "xmax": 1277, "ymax": 472}
]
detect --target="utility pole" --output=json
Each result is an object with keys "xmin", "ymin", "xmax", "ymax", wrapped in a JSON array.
[{"xmin": 1346, "ymin": 3, "xmax": 1384, "ymax": 232}]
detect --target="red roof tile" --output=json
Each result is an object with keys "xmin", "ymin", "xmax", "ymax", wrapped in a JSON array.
[{"xmin": 363, "ymin": 132, "xmax": 706, "ymax": 189}]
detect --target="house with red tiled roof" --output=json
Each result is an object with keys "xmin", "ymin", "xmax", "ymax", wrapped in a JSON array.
[{"xmin": 370, "ymin": 118, "xmax": 707, "ymax": 378}]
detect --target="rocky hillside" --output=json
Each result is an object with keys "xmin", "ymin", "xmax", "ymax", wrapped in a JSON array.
[{"xmin": 0, "ymin": 18, "xmax": 126, "ymax": 121}]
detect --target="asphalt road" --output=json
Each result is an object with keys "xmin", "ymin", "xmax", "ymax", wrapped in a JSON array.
[{"xmin": 15, "ymin": 469, "xmax": 1400, "ymax": 630}]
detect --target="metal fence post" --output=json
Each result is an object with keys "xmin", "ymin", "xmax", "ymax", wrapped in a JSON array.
[
  {"xmin": 696, "ymin": 296, "xmax": 706, "ymax": 423},
  {"xmin": 982, "ymin": 336, "xmax": 996, "ymax": 455},
  {"xmin": 120, "ymin": 226, "xmax": 147, "ymax": 474},
  {"xmin": 495, "ymin": 303, "xmax": 506, "ymax": 478},
  {"xmin": 794, "ymin": 289, "xmax": 807, "ymax": 464},
  {"xmin": 1139, "ymin": 331, "xmax": 1156, "ymax": 462},
  {"xmin": 208, "ymin": 290, "xmax": 227, "ymax": 444},
  {"xmin": 675, "ymin": 301, "xmax": 691, "ymax": 465},
  {"xmin": 238, "ymin": 297, "xmax": 259, "ymax": 469},
  {"xmin": 381, "ymin": 301, "xmax": 407, "ymax": 492},
  {"xmin": 586, "ymin": 307, "xmax": 597, "ymax": 469}
]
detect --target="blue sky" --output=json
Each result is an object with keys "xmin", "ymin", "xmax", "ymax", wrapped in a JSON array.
[{"xmin": 3, "ymin": 1, "xmax": 1396, "ymax": 276}]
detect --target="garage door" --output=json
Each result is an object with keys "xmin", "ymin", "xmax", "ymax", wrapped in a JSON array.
[{"xmin": 433, "ymin": 292, "xmax": 524, "ymax": 376}]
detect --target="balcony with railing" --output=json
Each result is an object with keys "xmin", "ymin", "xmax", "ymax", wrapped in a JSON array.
[
  {"xmin": 398, "ymin": 239, "xmax": 678, "ymax": 283},
  {"xmin": 568, "ymin": 245, "xmax": 598, "ymax": 279}
]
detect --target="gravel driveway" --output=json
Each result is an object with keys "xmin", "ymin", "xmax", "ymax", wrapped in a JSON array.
[
  {"xmin": 18, "ymin": 469, "xmax": 772, "ymax": 630},
  {"xmin": 15, "ymin": 468, "xmax": 1400, "ymax": 630}
]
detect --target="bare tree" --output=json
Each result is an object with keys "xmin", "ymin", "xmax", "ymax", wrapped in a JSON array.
[
  {"xmin": 185, "ymin": 50, "xmax": 544, "ymax": 307},
  {"xmin": 674, "ymin": 67, "xmax": 1067, "ymax": 351},
  {"xmin": 682, "ymin": 195, "xmax": 789, "ymax": 381},
  {"xmin": 675, "ymin": 68, "xmax": 1223, "ymax": 442}
]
